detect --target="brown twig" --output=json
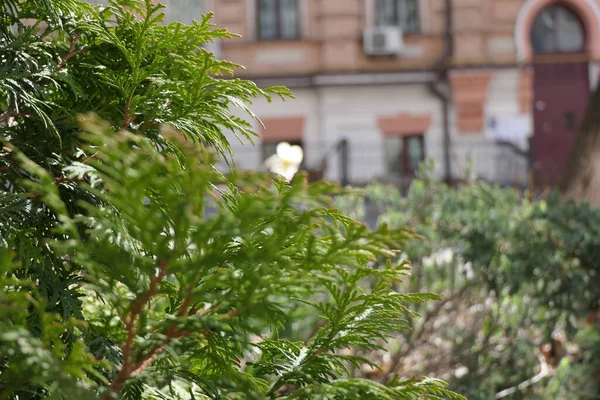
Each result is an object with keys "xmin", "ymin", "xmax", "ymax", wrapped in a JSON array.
[
  {"xmin": 129, "ymin": 328, "xmax": 210, "ymax": 379},
  {"xmin": 177, "ymin": 296, "xmax": 193, "ymax": 317},
  {"xmin": 188, "ymin": 300, "xmax": 218, "ymax": 317},
  {"xmin": 0, "ymin": 109, "xmax": 14, "ymax": 124},
  {"xmin": 130, "ymin": 346, "xmax": 164, "ymax": 378},
  {"xmin": 102, "ymin": 264, "xmax": 227, "ymax": 398},
  {"xmin": 384, "ymin": 283, "xmax": 475, "ymax": 383},
  {"xmin": 0, "ymin": 109, "xmax": 28, "ymax": 124},
  {"xmin": 139, "ymin": 121, "xmax": 159, "ymax": 131},
  {"xmin": 121, "ymin": 101, "xmax": 135, "ymax": 130},
  {"xmin": 103, "ymin": 259, "xmax": 169, "ymax": 399},
  {"xmin": 221, "ymin": 308, "xmax": 241, "ymax": 320},
  {"xmin": 56, "ymin": 34, "xmax": 88, "ymax": 70}
]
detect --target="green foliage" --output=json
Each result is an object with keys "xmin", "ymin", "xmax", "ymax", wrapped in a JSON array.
[
  {"xmin": 544, "ymin": 325, "xmax": 600, "ymax": 399},
  {"xmin": 0, "ymin": 0, "xmax": 288, "ymax": 339},
  {"xmin": 335, "ymin": 162, "xmax": 600, "ymax": 399},
  {"xmin": 1, "ymin": 119, "xmax": 463, "ymax": 399},
  {"xmin": 1, "ymin": 0, "xmax": 288, "ymax": 159},
  {"xmin": 1, "ymin": 1, "xmax": 462, "ymax": 399},
  {"xmin": 0, "ymin": 251, "xmax": 102, "ymax": 399},
  {"xmin": 1, "ymin": 0, "xmax": 289, "ymax": 258}
]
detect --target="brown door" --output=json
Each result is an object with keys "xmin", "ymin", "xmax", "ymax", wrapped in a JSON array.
[
  {"xmin": 532, "ymin": 61, "xmax": 590, "ymax": 186},
  {"xmin": 530, "ymin": 4, "xmax": 590, "ymax": 186}
]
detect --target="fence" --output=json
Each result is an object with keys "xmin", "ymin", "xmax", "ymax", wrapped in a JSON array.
[{"xmin": 229, "ymin": 137, "xmax": 532, "ymax": 189}]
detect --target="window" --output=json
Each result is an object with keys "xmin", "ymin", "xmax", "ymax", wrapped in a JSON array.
[
  {"xmin": 257, "ymin": 0, "xmax": 300, "ymax": 40},
  {"xmin": 376, "ymin": 0, "xmax": 420, "ymax": 34},
  {"xmin": 531, "ymin": 5, "xmax": 584, "ymax": 54},
  {"xmin": 384, "ymin": 135, "xmax": 424, "ymax": 175}
]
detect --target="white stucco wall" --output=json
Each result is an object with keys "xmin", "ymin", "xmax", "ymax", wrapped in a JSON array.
[
  {"xmin": 227, "ymin": 83, "xmax": 448, "ymax": 184},
  {"xmin": 317, "ymin": 84, "xmax": 443, "ymax": 183},
  {"xmin": 446, "ymin": 69, "xmax": 529, "ymax": 185},
  {"xmin": 225, "ymin": 88, "xmax": 320, "ymax": 171},
  {"xmin": 218, "ymin": 70, "xmax": 529, "ymax": 186},
  {"xmin": 486, "ymin": 69, "xmax": 530, "ymax": 185}
]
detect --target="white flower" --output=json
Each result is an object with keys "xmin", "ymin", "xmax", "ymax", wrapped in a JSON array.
[{"xmin": 264, "ymin": 142, "xmax": 304, "ymax": 181}]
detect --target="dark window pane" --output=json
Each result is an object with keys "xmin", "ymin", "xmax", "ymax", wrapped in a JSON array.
[
  {"xmin": 401, "ymin": 0, "xmax": 420, "ymax": 34},
  {"xmin": 531, "ymin": 5, "xmax": 584, "ymax": 54},
  {"xmin": 377, "ymin": 0, "xmax": 397, "ymax": 26},
  {"xmin": 280, "ymin": 0, "xmax": 299, "ymax": 39},
  {"xmin": 376, "ymin": 0, "xmax": 420, "ymax": 33},
  {"xmin": 406, "ymin": 136, "xmax": 424, "ymax": 173},
  {"xmin": 531, "ymin": 10, "xmax": 556, "ymax": 53},
  {"xmin": 556, "ymin": 7, "xmax": 584, "ymax": 52},
  {"xmin": 383, "ymin": 136, "xmax": 403, "ymax": 174},
  {"xmin": 258, "ymin": 0, "xmax": 278, "ymax": 40},
  {"xmin": 383, "ymin": 135, "xmax": 424, "ymax": 175},
  {"xmin": 257, "ymin": 0, "xmax": 299, "ymax": 40}
]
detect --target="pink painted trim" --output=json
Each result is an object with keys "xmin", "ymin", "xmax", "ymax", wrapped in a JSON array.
[
  {"xmin": 449, "ymin": 71, "xmax": 492, "ymax": 134},
  {"xmin": 516, "ymin": 0, "xmax": 600, "ymax": 60},
  {"xmin": 519, "ymin": 68, "xmax": 534, "ymax": 113},
  {"xmin": 377, "ymin": 113, "xmax": 432, "ymax": 136},
  {"xmin": 259, "ymin": 116, "xmax": 305, "ymax": 141}
]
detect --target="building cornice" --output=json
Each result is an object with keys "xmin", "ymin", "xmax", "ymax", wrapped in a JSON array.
[{"xmin": 251, "ymin": 71, "xmax": 438, "ymax": 88}]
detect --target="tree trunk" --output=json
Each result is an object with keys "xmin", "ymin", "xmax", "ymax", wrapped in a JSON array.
[{"xmin": 560, "ymin": 83, "xmax": 600, "ymax": 205}]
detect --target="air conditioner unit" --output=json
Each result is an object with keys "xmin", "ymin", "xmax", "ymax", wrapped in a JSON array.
[{"xmin": 363, "ymin": 27, "xmax": 404, "ymax": 56}]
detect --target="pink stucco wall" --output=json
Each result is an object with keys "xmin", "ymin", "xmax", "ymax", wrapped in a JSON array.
[{"xmin": 211, "ymin": 0, "xmax": 600, "ymax": 76}]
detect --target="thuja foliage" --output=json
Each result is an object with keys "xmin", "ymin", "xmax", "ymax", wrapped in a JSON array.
[
  {"xmin": 2, "ymin": 119, "xmax": 464, "ymax": 399},
  {"xmin": 0, "ymin": 1, "xmax": 464, "ymax": 399},
  {"xmin": 1, "ymin": 0, "xmax": 287, "ymax": 247}
]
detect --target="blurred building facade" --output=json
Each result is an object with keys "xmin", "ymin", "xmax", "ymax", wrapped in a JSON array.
[
  {"xmin": 204, "ymin": 0, "xmax": 600, "ymax": 187},
  {"xmin": 92, "ymin": 0, "xmax": 600, "ymax": 187}
]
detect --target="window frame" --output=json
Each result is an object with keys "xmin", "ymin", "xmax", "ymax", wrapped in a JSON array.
[
  {"xmin": 375, "ymin": 0, "xmax": 421, "ymax": 35},
  {"xmin": 384, "ymin": 134, "xmax": 425, "ymax": 176},
  {"xmin": 530, "ymin": 4, "xmax": 586, "ymax": 55},
  {"xmin": 256, "ymin": 0, "xmax": 301, "ymax": 41},
  {"xmin": 401, "ymin": 134, "xmax": 425, "ymax": 175}
]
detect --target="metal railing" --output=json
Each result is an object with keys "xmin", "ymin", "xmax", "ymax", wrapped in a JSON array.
[{"xmin": 229, "ymin": 138, "xmax": 532, "ymax": 188}]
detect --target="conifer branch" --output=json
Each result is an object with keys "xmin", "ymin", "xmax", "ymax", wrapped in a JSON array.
[
  {"xmin": 105, "ymin": 258, "xmax": 169, "ymax": 398},
  {"xmin": 139, "ymin": 121, "xmax": 159, "ymax": 131},
  {"xmin": 121, "ymin": 101, "xmax": 135, "ymax": 130},
  {"xmin": 0, "ymin": 2, "xmax": 466, "ymax": 398},
  {"xmin": 56, "ymin": 34, "xmax": 87, "ymax": 70},
  {"xmin": 0, "ymin": 109, "xmax": 28, "ymax": 124},
  {"xmin": 0, "ymin": 109, "xmax": 14, "ymax": 124},
  {"xmin": 129, "ymin": 328, "xmax": 209, "ymax": 378}
]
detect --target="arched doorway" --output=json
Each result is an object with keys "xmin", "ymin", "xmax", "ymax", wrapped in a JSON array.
[{"xmin": 530, "ymin": 3, "xmax": 591, "ymax": 186}]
